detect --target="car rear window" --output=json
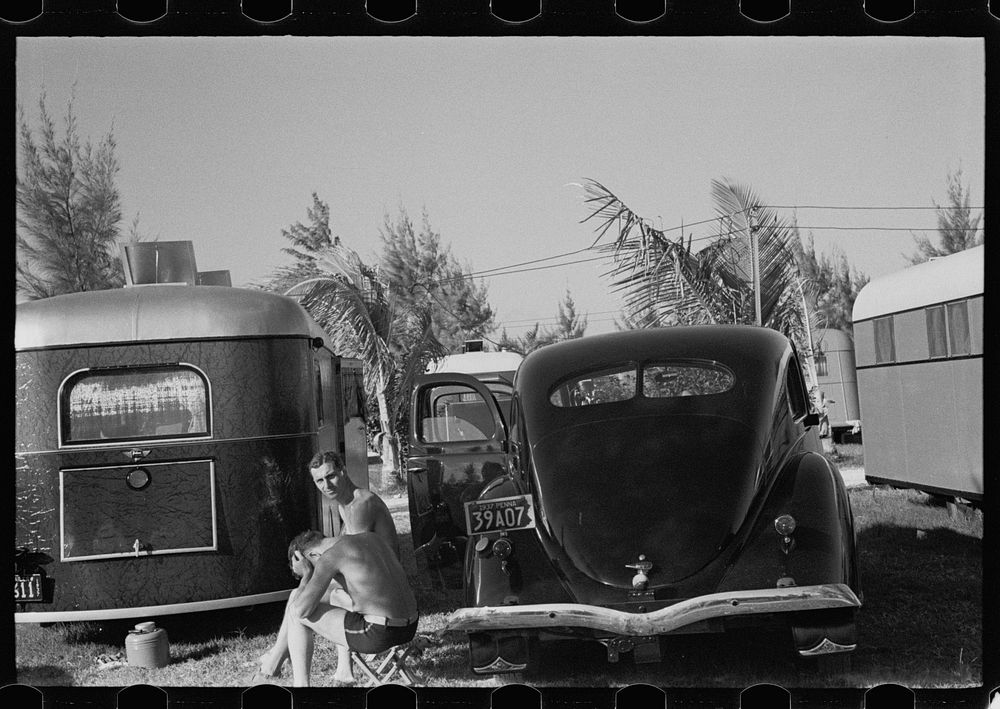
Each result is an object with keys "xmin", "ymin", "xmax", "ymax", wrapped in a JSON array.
[
  {"xmin": 549, "ymin": 361, "xmax": 734, "ymax": 408},
  {"xmin": 549, "ymin": 365, "xmax": 637, "ymax": 407},
  {"xmin": 642, "ymin": 363, "xmax": 735, "ymax": 398}
]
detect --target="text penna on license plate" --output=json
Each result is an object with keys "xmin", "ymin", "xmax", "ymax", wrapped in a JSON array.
[
  {"xmin": 14, "ymin": 574, "xmax": 44, "ymax": 603},
  {"xmin": 464, "ymin": 495, "xmax": 536, "ymax": 535}
]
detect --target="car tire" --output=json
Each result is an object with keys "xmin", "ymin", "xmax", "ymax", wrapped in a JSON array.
[
  {"xmin": 815, "ymin": 652, "xmax": 852, "ymax": 674},
  {"xmin": 507, "ymin": 637, "xmax": 541, "ymax": 683}
]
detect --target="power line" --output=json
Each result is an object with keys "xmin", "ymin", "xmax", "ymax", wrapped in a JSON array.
[
  {"xmin": 457, "ymin": 246, "xmax": 594, "ymax": 278},
  {"xmin": 788, "ymin": 225, "xmax": 982, "ymax": 232},
  {"xmin": 498, "ymin": 315, "xmax": 622, "ymax": 332},
  {"xmin": 444, "ymin": 224, "xmax": 976, "ymax": 285},
  {"xmin": 772, "ymin": 204, "xmax": 984, "ymax": 211},
  {"xmin": 420, "ymin": 202, "xmax": 981, "ymax": 289},
  {"xmin": 471, "ymin": 254, "xmax": 609, "ymax": 279},
  {"xmin": 499, "ymin": 309, "xmax": 623, "ymax": 326}
]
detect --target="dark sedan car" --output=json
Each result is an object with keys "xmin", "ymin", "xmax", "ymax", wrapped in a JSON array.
[{"xmin": 406, "ymin": 326, "xmax": 861, "ymax": 674}]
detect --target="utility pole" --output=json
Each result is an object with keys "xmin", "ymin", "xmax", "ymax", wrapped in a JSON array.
[{"xmin": 748, "ymin": 206, "xmax": 762, "ymax": 326}]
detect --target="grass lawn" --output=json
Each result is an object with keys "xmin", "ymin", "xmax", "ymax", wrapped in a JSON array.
[{"xmin": 15, "ymin": 460, "xmax": 983, "ymax": 688}]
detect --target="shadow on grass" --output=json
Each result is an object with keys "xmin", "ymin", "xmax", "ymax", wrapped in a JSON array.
[
  {"xmin": 14, "ymin": 665, "xmax": 75, "ymax": 687},
  {"xmin": 852, "ymin": 522, "xmax": 981, "ymax": 685},
  {"xmin": 492, "ymin": 627, "xmax": 818, "ymax": 688},
  {"xmin": 54, "ymin": 602, "xmax": 288, "ymax": 646}
]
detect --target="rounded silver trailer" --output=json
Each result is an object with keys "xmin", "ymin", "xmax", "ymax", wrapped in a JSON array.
[
  {"xmin": 812, "ymin": 328, "xmax": 861, "ymax": 443},
  {"xmin": 851, "ymin": 246, "xmax": 983, "ymax": 501},
  {"xmin": 15, "ymin": 285, "xmax": 366, "ymax": 622}
]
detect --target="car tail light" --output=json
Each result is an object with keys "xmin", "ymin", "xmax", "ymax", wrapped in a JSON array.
[
  {"xmin": 774, "ymin": 514, "xmax": 797, "ymax": 554},
  {"xmin": 492, "ymin": 538, "xmax": 513, "ymax": 560},
  {"xmin": 473, "ymin": 536, "xmax": 515, "ymax": 560}
]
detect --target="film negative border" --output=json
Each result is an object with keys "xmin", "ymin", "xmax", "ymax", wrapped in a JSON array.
[
  {"xmin": 0, "ymin": 1, "xmax": 999, "ymax": 30},
  {"xmin": 1, "ymin": 2, "xmax": 996, "ymax": 709}
]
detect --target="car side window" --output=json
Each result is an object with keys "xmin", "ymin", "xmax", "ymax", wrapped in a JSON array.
[
  {"xmin": 508, "ymin": 394, "xmax": 526, "ymax": 477},
  {"xmin": 419, "ymin": 383, "xmax": 495, "ymax": 443},
  {"xmin": 786, "ymin": 354, "xmax": 810, "ymax": 421}
]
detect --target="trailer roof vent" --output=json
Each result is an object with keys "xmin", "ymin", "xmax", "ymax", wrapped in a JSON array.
[
  {"xmin": 120, "ymin": 241, "xmax": 198, "ymax": 286},
  {"xmin": 196, "ymin": 270, "xmax": 232, "ymax": 286},
  {"xmin": 464, "ymin": 339, "xmax": 485, "ymax": 353}
]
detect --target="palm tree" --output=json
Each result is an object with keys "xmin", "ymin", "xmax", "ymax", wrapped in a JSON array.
[
  {"xmin": 284, "ymin": 244, "xmax": 445, "ymax": 485},
  {"xmin": 580, "ymin": 177, "xmax": 818, "ymax": 352}
]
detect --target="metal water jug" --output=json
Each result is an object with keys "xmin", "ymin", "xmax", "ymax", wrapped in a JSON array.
[{"xmin": 125, "ymin": 621, "xmax": 170, "ymax": 668}]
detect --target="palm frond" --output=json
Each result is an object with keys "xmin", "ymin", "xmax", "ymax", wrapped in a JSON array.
[{"xmin": 581, "ymin": 177, "xmax": 809, "ymax": 339}]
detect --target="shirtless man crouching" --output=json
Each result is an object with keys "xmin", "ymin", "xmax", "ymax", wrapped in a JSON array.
[
  {"xmin": 252, "ymin": 451, "xmax": 400, "ymax": 684},
  {"xmin": 285, "ymin": 530, "xmax": 418, "ymax": 687}
]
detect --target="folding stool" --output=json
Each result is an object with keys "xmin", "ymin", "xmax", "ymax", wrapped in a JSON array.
[
  {"xmin": 350, "ymin": 644, "xmax": 417, "ymax": 686},
  {"xmin": 350, "ymin": 634, "xmax": 436, "ymax": 686}
]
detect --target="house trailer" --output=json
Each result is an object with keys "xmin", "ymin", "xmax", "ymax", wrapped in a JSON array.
[
  {"xmin": 811, "ymin": 328, "xmax": 861, "ymax": 442},
  {"xmin": 851, "ymin": 245, "xmax": 983, "ymax": 501},
  {"xmin": 15, "ymin": 284, "xmax": 366, "ymax": 621}
]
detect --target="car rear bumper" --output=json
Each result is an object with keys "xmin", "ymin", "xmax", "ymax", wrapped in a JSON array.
[{"xmin": 445, "ymin": 583, "xmax": 861, "ymax": 637}]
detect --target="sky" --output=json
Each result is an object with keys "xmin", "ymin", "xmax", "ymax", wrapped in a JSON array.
[{"xmin": 16, "ymin": 36, "xmax": 984, "ymax": 337}]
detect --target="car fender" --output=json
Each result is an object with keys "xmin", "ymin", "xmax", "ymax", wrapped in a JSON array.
[
  {"xmin": 464, "ymin": 475, "xmax": 572, "ymax": 608},
  {"xmin": 719, "ymin": 451, "xmax": 859, "ymax": 594}
]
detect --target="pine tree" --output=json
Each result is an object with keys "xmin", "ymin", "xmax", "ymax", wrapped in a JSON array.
[
  {"xmin": 262, "ymin": 193, "xmax": 339, "ymax": 295},
  {"xmin": 378, "ymin": 206, "xmax": 494, "ymax": 351},
  {"xmin": 792, "ymin": 231, "xmax": 869, "ymax": 333},
  {"xmin": 496, "ymin": 323, "xmax": 557, "ymax": 356},
  {"xmin": 907, "ymin": 168, "xmax": 983, "ymax": 264},
  {"xmin": 549, "ymin": 289, "xmax": 588, "ymax": 341},
  {"xmin": 17, "ymin": 96, "xmax": 126, "ymax": 299}
]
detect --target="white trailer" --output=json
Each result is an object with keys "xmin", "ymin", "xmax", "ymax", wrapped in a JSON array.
[{"xmin": 851, "ymin": 246, "xmax": 983, "ymax": 501}]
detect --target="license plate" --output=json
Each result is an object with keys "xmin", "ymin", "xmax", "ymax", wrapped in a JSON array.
[
  {"xmin": 464, "ymin": 495, "xmax": 536, "ymax": 535},
  {"xmin": 14, "ymin": 574, "xmax": 44, "ymax": 603}
]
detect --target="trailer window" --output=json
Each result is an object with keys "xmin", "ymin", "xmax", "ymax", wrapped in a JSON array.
[
  {"xmin": 814, "ymin": 350, "xmax": 829, "ymax": 377},
  {"xmin": 343, "ymin": 367, "xmax": 365, "ymax": 420},
  {"xmin": 61, "ymin": 366, "xmax": 210, "ymax": 445},
  {"xmin": 926, "ymin": 301, "xmax": 970, "ymax": 358},
  {"xmin": 926, "ymin": 306, "xmax": 947, "ymax": 358},
  {"xmin": 947, "ymin": 301, "xmax": 971, "ymax": 356},
  {"xmin": 315, "ymin": 361, "xmax": 325, "ymax": 427},
  {"xmin": 873, "ymin": 316, "xmax": 896, "ymax": 364}
]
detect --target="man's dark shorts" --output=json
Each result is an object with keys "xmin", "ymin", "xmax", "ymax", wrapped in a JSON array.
[{"xmin": 343, "ymin": 612, "xmax": 418, "ymax": 654}]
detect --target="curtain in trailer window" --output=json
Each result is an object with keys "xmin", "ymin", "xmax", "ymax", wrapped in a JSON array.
[
  {"xmin": 947, "ymin": 301, "xmax": 971, "ymax": 355},
  {"xmin": 814, "ymin": 350, "xmax": 829, "ymax": 377},
  {"xmin": 343, "ymin": 368, "xmax": 365, "ymax": 419},
  {"xmin": 926, "ymin": 306, "xmax": 947, "ymax": 358},
  {"xmin": 873, "ymin": 317, "xmax": 896, "ymax": 364},
  {"xmin": 62, "ymin": 366, "xmax": 209, "ymax": 444},
  {"xmin": 314, "ymin": 361, "xmax": 325, "ymax": 426}
]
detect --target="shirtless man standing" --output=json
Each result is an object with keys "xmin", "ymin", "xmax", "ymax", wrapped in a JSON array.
[
  {"xmin": 285, "ymin": 530, "xmax": 418, "ymax": 687},
  {"xmin": 253, "ymin": 451, "xmax": 400, "ymax": 684}
]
